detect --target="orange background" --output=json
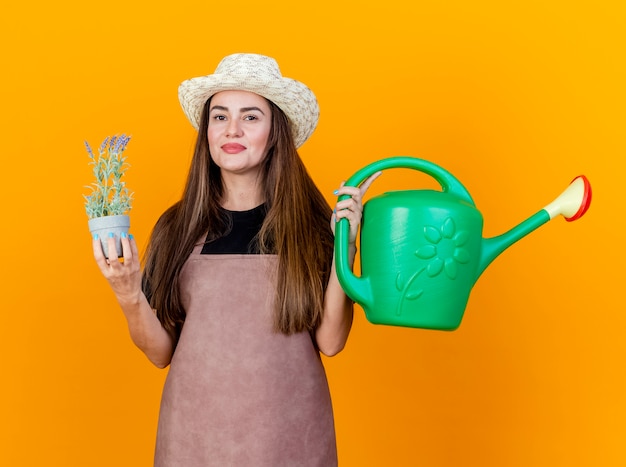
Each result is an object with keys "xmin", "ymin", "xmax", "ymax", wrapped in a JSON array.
[{"xmin": 1, "ymin": 1, "xmax": 624, "ymax": 466}]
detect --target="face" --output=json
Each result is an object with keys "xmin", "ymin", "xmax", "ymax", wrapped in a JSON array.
[{"xmin": 207, "ymin": 90, "xmax": 272, "ymax": 178}]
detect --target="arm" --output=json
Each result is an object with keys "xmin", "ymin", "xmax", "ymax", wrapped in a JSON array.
[
  {"xmin": 315, "ymin": 172, "xmax": 382, "ymax": 356},
  {"xmin": 92, "ymin": 234, "xmax": 175, "ymax": 368},
  {"xmin": 316, "ymin": 247, "xmax": 356, "ymax": 357}
]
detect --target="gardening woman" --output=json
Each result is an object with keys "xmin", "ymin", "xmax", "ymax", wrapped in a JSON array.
[{"xmin": 91, "ymin": 53, "xmax": 379, "ymax": 466}]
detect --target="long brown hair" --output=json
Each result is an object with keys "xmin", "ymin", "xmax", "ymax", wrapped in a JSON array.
[{"xmin": 142, "ymin": 97, "xmax": 334, "ymax": 338}]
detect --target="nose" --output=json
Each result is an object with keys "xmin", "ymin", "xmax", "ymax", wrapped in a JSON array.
[{"xmin": 226, "ymin": 119, "xmax": 242, "ymax": 137}]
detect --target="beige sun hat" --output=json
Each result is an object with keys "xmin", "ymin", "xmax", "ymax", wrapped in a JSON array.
[{"xmin": 178, "ymin": 53, "xmax": 319, "ymax": 148}]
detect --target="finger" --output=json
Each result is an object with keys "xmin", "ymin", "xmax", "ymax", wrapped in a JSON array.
[
  {"xmin": 106, "ymin": 233, "xmax": 122, "ymax": 267},
  {"xmin": 92, "ymin": 236, "xmax": 109, "ymax": 271},
  {"xmin": 359, "ymin": 171, "xmax": 382, "ymax": 194},
  {"xmin": 120, "ymin": 232, "xmax": 132, "ymax": 262},
  {"xmin": 335, "ymin": 179, "xmax": 368, "ymax": 197},
  {"xmin": 129, "ymin": 234, "xmax": 139, "ymax": 258},
  {"xmin": 334, "ymin": 208, "xmax": 347, "ymax": 220},
  {"xmin": 335, "ymin": 198, "xmax": 360, "ymax": 212},
  {"xmin": 335, "ymin": 185, "xmax": 361, "ymax": 198},
  {"xmin": 334, "ymin": 205, "xmax": 359, "ymax": 221}
]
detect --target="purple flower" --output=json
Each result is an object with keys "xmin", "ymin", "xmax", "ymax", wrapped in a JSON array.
[
  {"xmin": 98, "ymin": 136, "xmax": 110, "ymax": 154},
  {"xmin": 84, "ymin": 141, "xmax": 95, "ymax": 159}
]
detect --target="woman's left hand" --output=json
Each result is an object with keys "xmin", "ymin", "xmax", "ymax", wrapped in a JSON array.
[{"xmin": 331, "ymin": 171, "xmax": 382, "ymax": 244}]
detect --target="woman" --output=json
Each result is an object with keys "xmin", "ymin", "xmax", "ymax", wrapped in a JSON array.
[{"xmin": 92, "ymin": 53, "xmax": 379, "ymax": 466}]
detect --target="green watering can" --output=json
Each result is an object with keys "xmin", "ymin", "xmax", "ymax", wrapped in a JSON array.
[{"xmin": 335, "ymin": 157, "xmax": 592, "ymax": 330}]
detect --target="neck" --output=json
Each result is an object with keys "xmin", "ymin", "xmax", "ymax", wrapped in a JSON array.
[{"xmin": 220, "ymin": 173, "xmax": 264, "ymax": 211}]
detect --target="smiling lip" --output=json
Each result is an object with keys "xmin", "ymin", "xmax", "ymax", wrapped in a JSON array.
[{"xmin": 221, "ymin": 143, "xmax": 247, "ymax": 154}]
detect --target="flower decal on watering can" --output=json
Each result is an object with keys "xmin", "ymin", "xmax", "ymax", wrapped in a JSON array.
[
  {"xmin": 395, "ymin": 217, "xmax": 470, "ymax": 316},
  {"xmin": 417, "ymin": 217, "xmax": 471, "ymax": 279}
]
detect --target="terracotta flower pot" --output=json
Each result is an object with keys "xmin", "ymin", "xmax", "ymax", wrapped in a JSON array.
[{"xmin": 88, "ymin": 214, "xmax": 130, "ymax": 259}]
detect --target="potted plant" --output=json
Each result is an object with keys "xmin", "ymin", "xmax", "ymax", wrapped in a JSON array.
[{"xmin": 84, "ymin": 134, "xmax": 133, "ymax": 258}]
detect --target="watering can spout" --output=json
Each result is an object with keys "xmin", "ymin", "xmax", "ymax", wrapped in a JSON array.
[
  {"xmin": 479, "ymin": 210, "xmax": 551, "ymax": 276},
  {"xmin": 478, "ymin": 175, "xmax": 592, "ymax": 277}
]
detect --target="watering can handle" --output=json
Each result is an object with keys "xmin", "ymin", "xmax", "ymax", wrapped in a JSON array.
[
  {"xmin": 341, "ymin": 156, "xmax": 475, "ymax": 205},
  {"xmin": 335, "ymin": 156, "xmax": 475, "ymax": 307}
]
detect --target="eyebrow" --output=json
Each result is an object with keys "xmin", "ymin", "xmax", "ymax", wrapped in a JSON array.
[{"xmin": 209, "ymin": 105, "xmax": 266, "ymax": 115}]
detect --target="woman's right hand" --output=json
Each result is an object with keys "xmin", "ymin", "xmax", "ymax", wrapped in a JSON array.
[{"xmin": 92, "ymin": 233, "xmax": 143, "ymax": 307}]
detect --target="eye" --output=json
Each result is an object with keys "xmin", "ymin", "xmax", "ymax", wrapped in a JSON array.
[
  {"xmin": 212, "ymin": 114, "xmax": 227, "ymax": 121},
  {"xmin": 243, "ymin": 114, "xmax": 258, "ymax": 121}
]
